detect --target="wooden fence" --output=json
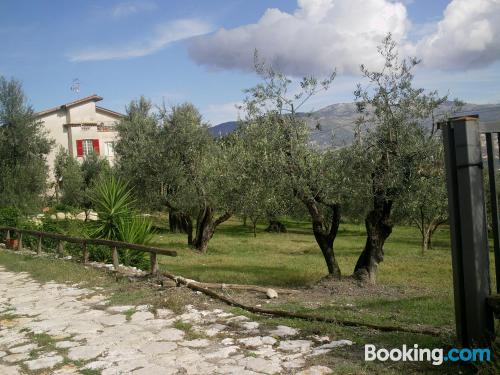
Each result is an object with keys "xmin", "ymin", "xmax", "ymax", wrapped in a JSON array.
[{"xmin": 0, "ymin": 226, "xmax": 177, "ymax": 274}]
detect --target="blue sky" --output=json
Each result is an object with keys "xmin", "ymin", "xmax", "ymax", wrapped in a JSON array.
[{"xmin": 1, "ymin": 0, "xmax": 499, "ymax": 125}]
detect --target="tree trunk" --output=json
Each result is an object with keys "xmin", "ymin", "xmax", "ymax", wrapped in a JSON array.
[
  {"xmin": 265, "ymin": 220, "xmax": 287, "ymax": 233},
  {"xmin": 302, "ymin": 198, "xmax": 342, "ymax": 278},
  {"xmin": 193, "ymin": 206, "xmax": 231, "ymax": 253},
  {"xmin": 169, "ymin": 210, "xmax": 193, "ymax": 244},
  {"xmin": 354, "ymin": 198, "xmax": 393, "ymax": 284}
]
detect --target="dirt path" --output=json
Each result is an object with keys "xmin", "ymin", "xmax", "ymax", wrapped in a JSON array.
[{"xmin": 0, "ymin": 266, "xmax": 351, "ymax": 374}]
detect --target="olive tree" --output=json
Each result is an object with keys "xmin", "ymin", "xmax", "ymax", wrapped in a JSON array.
[
  {"xmin": 240, "ymin": 56, "xmax": 343, "ymax": 277},
  {"xmin": 158, "ymin": 103, "xmax": 237, "ymax": 252},
  {"xmin": 349, "ymin": 34, "xmax": 448, "ymax": 283},
  {"xmin": 0, "ymin": 77, "xmax": 53, "ymax": 212}
]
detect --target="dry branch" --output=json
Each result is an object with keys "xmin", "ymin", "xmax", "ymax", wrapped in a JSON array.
[{"xmin": 161, "ymin": 271, "xmax": 444, "ymax": 337}]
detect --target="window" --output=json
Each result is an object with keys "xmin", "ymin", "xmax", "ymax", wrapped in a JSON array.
[
  {"xmin": 105, "ymin": 141, "xmax": 115, "ymax": 157},
  {"xmin": 82, "ymin": 139, "xmax": 94, "ymax": 156},
  {"xmin": 76, "ymin": 139, "xmax": 100, "ymax": 157}
]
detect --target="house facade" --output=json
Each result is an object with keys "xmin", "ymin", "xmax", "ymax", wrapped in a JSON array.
[{"xmin": 35, "ymin": 95, "xmax": 124, "ymax": 178}]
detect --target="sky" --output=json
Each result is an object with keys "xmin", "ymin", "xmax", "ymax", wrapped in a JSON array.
[{"xmin": 1, "ymin": 0, "xmax": 499, "ymax": 125}]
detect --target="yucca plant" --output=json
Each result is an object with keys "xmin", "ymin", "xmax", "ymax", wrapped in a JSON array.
[
  {"xmin": 90, "ymin": 175, "xmax": 135, "ymax": 240},
  {"xmin": 89, "ymin": 176, "xmax": 154, "ymax": 269}
]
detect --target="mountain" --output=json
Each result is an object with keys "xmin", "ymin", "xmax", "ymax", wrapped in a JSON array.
[{"xmin": 209, "ymin": 102, "xmax": 500, "ymax": 147}]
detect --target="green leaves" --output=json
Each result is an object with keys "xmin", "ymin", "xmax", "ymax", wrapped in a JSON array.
[{"xmin": 89, "ymin": 175, "xmax": 135, "ymax": 240}]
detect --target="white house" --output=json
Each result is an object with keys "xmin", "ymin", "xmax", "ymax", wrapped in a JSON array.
[{"xmin": 35, "ymin": 95, "xmax": 124, "ymax": 177}]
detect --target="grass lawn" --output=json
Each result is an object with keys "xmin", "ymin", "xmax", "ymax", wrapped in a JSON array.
[{"xmin": 152, "ymin": 217, "xmax": 457, "ymax": 327}]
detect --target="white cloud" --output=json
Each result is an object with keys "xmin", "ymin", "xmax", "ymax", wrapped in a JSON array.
[
  {"xmin": 415, "ymin": 0, "xmax": 500, "ymax": 70},
  {"xmin": 188, "ymin": 0, "xmax": 410, "ymax": 76},
  {"xmin": 188, "ymin": 0, "xmax": 500, "ymax": 76},
  {"xmin": 69, "ymin": 19, "xmax": 214, "ymax": 62},
  {"xmin": 111, "ymin": 1, "xmax": 156, "ymax": 18}
]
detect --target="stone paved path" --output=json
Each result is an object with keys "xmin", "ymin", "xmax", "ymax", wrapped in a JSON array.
[{"xmin": 0, "ymin": 267, "xmax": 351, "ymax": 374}]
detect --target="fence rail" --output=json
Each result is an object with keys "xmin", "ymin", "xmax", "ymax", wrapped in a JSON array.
[{"xmin": 0, "ymin": 226, "xmax": 177, "ymax": 274}]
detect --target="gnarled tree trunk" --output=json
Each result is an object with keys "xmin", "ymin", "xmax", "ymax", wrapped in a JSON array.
[
  {"xmin": 193, "ymin": 206, "xmax": 231, "ymax": 253},
  {"xmin": 302, "ymin": 197, "xmax": 342, "ymax": 278},
  {"xmin": 354, "ymin": 197, "xmax": 393, "ymax": 284}
]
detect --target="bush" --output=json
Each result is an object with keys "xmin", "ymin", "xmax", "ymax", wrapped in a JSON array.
[{"xmin": 0, "ymin": 207, "xmax": 23, "ymax": 227}]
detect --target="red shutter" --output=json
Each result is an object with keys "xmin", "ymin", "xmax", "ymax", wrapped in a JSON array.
[
  {"xmin": 76, "ymin": 140, "xmax": 83, "ymax": 157},
  {"xmin": 92, "ymin": 139, "xmax": 100, "ymax": 155}
]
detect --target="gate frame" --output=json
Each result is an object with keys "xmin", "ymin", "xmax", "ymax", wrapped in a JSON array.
[{"xmin": 441, "ymin": 115, "xmax": 495, "ymax": 347}]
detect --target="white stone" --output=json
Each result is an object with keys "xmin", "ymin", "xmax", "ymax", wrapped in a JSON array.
[
  {"xmin": 205, "ymin": 345, "xmax": 239, "ymax": 359},
  {"xmin": 270, "ymin": 325, "xmax": 298, "ymax": 337},
  {"xmin": 106, "ymin": 305, "xmax": 135, "ymax": 313},
  {"xmin": 309, "ymin": 339, "xmax": 353, "ymax": 356},
  {"xmin": 67, "ymin": 345, "xmax": 105, "ymax": 361},
  {"xmin": 139, "ymin": 341, "xmax": 177, "ymax": 355},
  {"xmin": 25, "ymin": 355, "xmax": 64, "ymax": 370},
  {"xmin": 242, "ymin": 357, "xmax": 282, "ymax": 374},
  {"xmin": 240, "ymin": 321, "xmax": 259, "ymax": 330},
  {"xmin": 179, "ymin": 339, "xmax": 211, "ymax": 348},
  {"xmin": 278, "ymin": 340, "xmax": 312, "ymax": 353},
  {"xmin": 238, "ymin": 336, "xmax": 276, "ymax": 348},
  {"xmin": 157, "ymin": 328, "xmax": 185, "ymax": 341},
  {"xmin": 55, "ymin": 341, "xmax": 79, "ymax": 349},
  {"xmin": 8, "ymin": 343, "xmax": 37, "ymax": 353},
  {"xmin": 204, "ymin": 323, "xmax": 228, "ymax": 336},
  {"xmin": 156, "ymin": 308, "xmax": 174, "ymax": 319},
  {"xmin": 266, "ymin": 288, "xmax": 278, "ymax": 299},
  {"xmin": 0, "ymin": 364, "xmax": 20, "ymax": 375},
  {"xmin": 296, "ymin": 365, "xmax": 333, "ymax": 375},
  {"xmin": 3, "ymin": 353, "xmax": 29, "ymax": 363},
  {"xmin": 131, "ymin": 311, "xmax": 154, "ymax": 322}
]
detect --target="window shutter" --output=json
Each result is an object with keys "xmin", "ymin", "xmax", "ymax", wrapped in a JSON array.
[
  {"xmin": 76, "ymin": 140, "xmax": 83, "ymax": 157},
  {"xmin": 92, "ymin": 139, "xmax": 100, "ymax": 155}
]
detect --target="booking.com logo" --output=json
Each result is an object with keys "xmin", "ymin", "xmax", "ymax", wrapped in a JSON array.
[{"xmin": 365, "ymin": 344, "xmax": 491, "ymax": 366}]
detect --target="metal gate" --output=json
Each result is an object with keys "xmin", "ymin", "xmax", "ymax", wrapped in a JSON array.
[{"xmin": 441, "ymin": 115, "xmax": 500, "ymax": 347}]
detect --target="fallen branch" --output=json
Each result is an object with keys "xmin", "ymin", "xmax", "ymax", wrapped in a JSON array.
[
  {"xmin": 161, "ymin": 271, "xmax": 445, "ymax": 337},
  {"xmin": 162, "ymin": 272, "xmax": 297, "ymax": 296}
]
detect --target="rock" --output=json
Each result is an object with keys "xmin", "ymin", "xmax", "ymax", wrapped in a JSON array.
[
  {"xmin": 240, "ymin": 321, "xmax": 259, "ymax": 330},
  {"xmin": 25, "ymin": 355, "xmax": 64, "ymax": 370},
  {"xmin": 106, "ymin": 305, "xmax": 135, "ymax": 313},
  {"xmin": 55, "ymin": 341, "xmax": 79, "ymax": 349},
  {"xmin": 156, "ymin": 308, "xmax": 174, "ymax": 319},
  {"xmin": 205, "ymin": 345, "xmax": 239, "ymax": 359},
  {"xmin": 130, "ymin": 311, "xmax": 154, "ymax": 322},
  {"xmin": 179, "ymin": 339, "xmax": 210, "ymax": 348},
  {"xmin": 266, "ymin": 288, "xmax": 278, "ymax": 299},
  {"xmin": 204, "ymin": 323, "xmax": 227, "ymax": 336},
  {"xmin": 221, "ymin": 338, "xmax": 234, "ymax": 346},
  {"xmin": 242, "ymin": 357, "xmax": 282, "ymax": 374},
  {"xmin": 3, "ymin": 353, "xmax": 30, "ymax": 363},
  {"xmin": 156, "ymin": 327, "xmax": 185, "ymax": 341},
  {"xmin": 139, "ymin": 341, "xmax": 177, "ymax": 355},
  {"xmin": 309, "ymin": 339, "xmax": 353, "ymax": 356},
  {"xmin": 67, "ymin": 345, "xmax": 105, "ymax": 361},
  {"xmin": 76, "ymin": 212, "xmax": 87, "ymax": 221},
  {"xmin": 278, "ymin": 340, "xmax": 312, "ymax": 353},
  {"xmin": 296, "ymin": 365, "xmax": 333, "ymax": 375},
  {"xmin": 56, "ymin": 212, "xmax": 66, "ymax": 220},
  {"xmin": 238, "ymin": 336, "xmax": 276, "ymax": 348},
  {"xmin": 270, "ymin": 325, "xmax": 298, "ymax": 337},
  {"xmin": 8, "ymin": 343, "xmax": 37, "ymax": 353},
  {"xmin": 311, "ymin": 335, "xmax": 330, "ymax": 343},
  {"xmin": 0, "ymin": 364, "xmax": 20, "ymax": 375}
]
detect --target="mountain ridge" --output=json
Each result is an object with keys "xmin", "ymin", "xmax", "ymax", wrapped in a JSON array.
[{"xmin": 209, "ymin": 101, "xmax": 500, "ymax": 146}]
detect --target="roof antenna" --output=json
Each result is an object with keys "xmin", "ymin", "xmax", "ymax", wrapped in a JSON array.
[{"xmin": 70, "ymin": 78, "xmax": 80, "ymax": 98}]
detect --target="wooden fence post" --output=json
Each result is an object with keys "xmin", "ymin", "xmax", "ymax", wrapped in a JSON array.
[
  {"xmin": 442, "ymin": 116, "xmax": 494, "ymax": 347},
  {"xmin": 112, "ymin": 247, "xmax": 119, "ymax": 270},
  {"xmin": 5, "ymin": 229, "xmax": 10, "ymax": 243},
  {"xmin": 83, "ymin": 242, "xmax": 89, "ymax": 264},
  {"xmin": 37, "ymin": 235, "xmax": 42, "ymax": 255},
  {"xmin": 17, "ymin": 232, "xmax": 22, "ymax": 251},
  {"xmin": 150, "ymin": 253, "xmax": 158, "ymax": 275},
  {"xmin": 57, "ymin": 240, "xmax": 64, "ymax": 255}
]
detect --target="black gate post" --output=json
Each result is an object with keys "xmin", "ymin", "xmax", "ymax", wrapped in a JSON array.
[{"xmin": 442, "ymin": 116, "xmax": 494, "ymax": 347}]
